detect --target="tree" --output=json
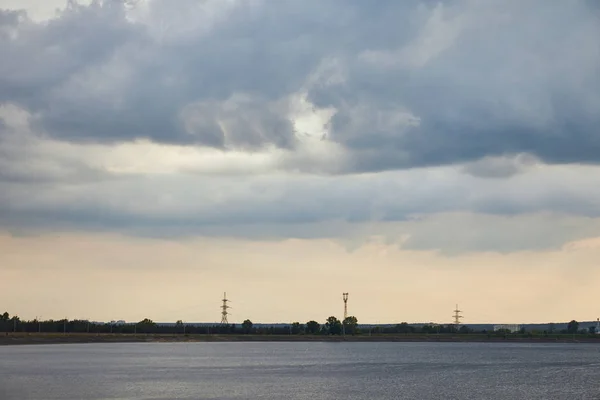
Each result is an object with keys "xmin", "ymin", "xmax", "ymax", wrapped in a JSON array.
[
  {"xmin": 306, "ymin": 320, "xmax": 320, "ymax": 335},
  {"xmin": 326, "ymin": 316, "xmax": 342, "ymax": 335},
  {"xmin": 459, "ymin": 325, "xmax": 472, "ymax": 334},
  {"xmin": 342, "ymin": 316, "xmax": 358, "ymax": 335},
  {"xmin": 291, "ymin": 322, "xmax": 303, "ymax": 334},
  {"xmin": 1, "ymin": 312, "xmax": 9, "ymax": 321},
  {"xmin": 242, "ymin": 319, "xmax": 253, "ymax": 334},
  {"xmin": 176, "ymin": 320, "xmax": 183, "ymax": 326},
  {"xmin": 567, "ymin": 320, "xmax": 579, "ymax": 334},
  {"xmin": 395, "ymin": 322, "xmax": 414, "ymax": 334},
  {"xmin": 137, "ymin": 318, "xmax": 156, "ymax": 333}
]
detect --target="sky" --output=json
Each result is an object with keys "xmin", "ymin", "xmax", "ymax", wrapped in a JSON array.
[{"xmin": 1, "ymin": 0, "xmax": 599, "ymax": 325}]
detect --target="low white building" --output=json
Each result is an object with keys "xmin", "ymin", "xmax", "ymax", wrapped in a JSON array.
[{"xmin": 494, "ymin": 324, "xmax": 521, "ymax": 333}]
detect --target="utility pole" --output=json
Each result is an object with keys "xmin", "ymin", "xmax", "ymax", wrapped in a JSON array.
[
  {"xmin": 342, "ymin": 293, "xmax": 349, "ymax": 336},
  {"xmin": 453, "ymin": 304, "xmax": 463, "ymax": 331},
  {"xmin": 343, "ymin": 293, "xmax": 349, "ymax": 320},
  {"xmin": 220, "ymin": 292, "xmax": 230, "ymax": 325}
]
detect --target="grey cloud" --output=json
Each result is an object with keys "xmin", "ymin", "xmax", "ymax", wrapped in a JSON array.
[
  {"xmin": 1, "ymin": 0, "xmax": 600, "ymax": 254},
  {"xmin": 2, "ymin": 166, "xmax": 600, "ymax": 253},
  {"xmin": 461, "ymin": 154, "xmax": 539, "ymax": 178},
  {"xmin": 1, "ymin": 0, "xmax": 344, "ymax": 150},
  {"xmin": 308, "ymin": 1, "xmax": 600, "ymax": 171},
  {"xmin": 398, "ymin": 213, "xmax": 600, "ymax": 255},
  {"xmin": 2, "ymin": 0, "xmax": 598, "ymax": 166}
]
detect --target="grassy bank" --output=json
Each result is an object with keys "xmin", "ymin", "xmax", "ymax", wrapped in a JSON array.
[{"xmin": 2, "ymin": 332, "xmax": 600, "ymax": 346}]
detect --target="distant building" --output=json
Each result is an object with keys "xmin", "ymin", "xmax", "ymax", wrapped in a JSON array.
[{"xmin": 494, "ymin": 324, "xmax": 521, "ymax": 333}]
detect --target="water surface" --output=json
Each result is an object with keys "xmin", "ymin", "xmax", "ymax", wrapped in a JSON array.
[{"xmin": 1, "ymin": 342, "xmax": 599, "ymax": 399}]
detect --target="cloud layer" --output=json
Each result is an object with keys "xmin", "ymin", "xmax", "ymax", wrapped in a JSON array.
[{"xmin": 1, "ymin": 0, "xmax": 599, "ymax": 253}]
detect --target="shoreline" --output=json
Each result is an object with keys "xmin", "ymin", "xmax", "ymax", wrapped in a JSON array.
[{"xmin": 2, "ymin": 333, "xmax": 600, "ymax": 346}]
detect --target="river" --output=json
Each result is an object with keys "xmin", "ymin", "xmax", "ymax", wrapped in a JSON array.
[{"xmin": 1, "ymin": 342, "xmax": 599, "ymax": 399}]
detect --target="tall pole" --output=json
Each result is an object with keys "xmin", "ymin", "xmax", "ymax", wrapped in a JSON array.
[
  {"xmin": 220, "ymin": 292, "xmax": 230, "ymax": 325},
  {"xmin": 453, "ymin": 304, "xmax": 463, "ymax": 330},
  {"xmin": 343, "ymin": 293, "xmax": 349, "ymax": 320}
]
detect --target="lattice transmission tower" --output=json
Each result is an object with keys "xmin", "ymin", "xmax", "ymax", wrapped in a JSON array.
[
  {"xmin": 453, "ymin": 304, "xmax": 463, "ymax": 329},
  {"xmin": 343, "ymin": 293, "xmax": 349, "ymax": 320},
  {"xmin": 220, "ymin": 292, "xmax": 230, "ymax": 325}
]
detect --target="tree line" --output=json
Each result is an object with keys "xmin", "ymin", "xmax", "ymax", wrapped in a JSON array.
[{"xmin": 1, "ymin": 312, "xmax": 595, "ymax": 336}]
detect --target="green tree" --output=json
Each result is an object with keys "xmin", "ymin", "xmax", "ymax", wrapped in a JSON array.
[
  {"xmin": 342, "ymin": 316, "xmax": 358, "ymax": 335},
  {"xmin": 242, "ymin": 319, "xmax": 253, "ymax": 334},
  {"xmin": 1, "ymin": 312, "xmax": 9, "ymax": 321},
  {"xmin": 326, "ymin": 316, "xmax": 342, "ymax": 335},
  {"xmin": 306, "ymin": 320, "xmax": 320, "ymax": 334},
  {"xmin": 567, "ymin": 320, "xmax": 579, "ymax": 334}
]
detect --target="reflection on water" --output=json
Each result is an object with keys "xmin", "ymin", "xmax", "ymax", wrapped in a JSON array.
[{"xmin": 1, "ymin": 342, "xmax": 600, "ymax": 399}]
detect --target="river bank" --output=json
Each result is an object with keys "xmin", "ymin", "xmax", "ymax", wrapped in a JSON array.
[{"xmin": 2, "ymin": 333, "xmax": 600, "ymax": 346}]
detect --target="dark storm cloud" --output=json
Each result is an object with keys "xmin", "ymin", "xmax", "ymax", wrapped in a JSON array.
[
  {"xmin": 306, "ymin": 1, "xmax": 600, "ymax": 171},
  {"xmin": 2, "ymin": 0, "xmax": 598, "ymax": 164}
]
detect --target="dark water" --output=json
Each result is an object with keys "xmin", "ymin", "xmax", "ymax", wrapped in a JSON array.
[{"xmin": 1, "ymin": 342, "xmax": 600, "ymax": 399}]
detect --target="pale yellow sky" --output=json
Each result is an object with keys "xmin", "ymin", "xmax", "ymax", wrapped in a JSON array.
[{"xmin": 2, "ymin": 231, "xmax": 600, "ymax": 325}]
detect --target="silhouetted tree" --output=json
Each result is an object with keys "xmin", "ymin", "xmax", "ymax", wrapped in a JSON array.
[
  {"xmin": 306, "ymin": 320, "xmax": 320, "ymax": 334},
  {"xmin": 326, "ymin": 316, "xmax": 342, "ymax": 335},
  {"xmin": 567, "ymin": 320, "xmax": 579, "ymax": 334},
  {"xmin": 291, "ymin": 322, "xmax": 303, "ymax": 334},
  {"xmin": 343, "ymin": 316, "xmax": 358, "ymax": 335},
  {"xmin": 242, "ymin": 319, "xmax": 253, "ymax": 334},
  {"xmin": 138, "ymin": 318, "xmax": 157, "ymax": 333},
  {"xmin": 395, "ymin": 322, "xmax": 414, "ymax": 334},
  {"xmin": 459, "ymin": 325, "xmax": 472, "ymax": 334}
]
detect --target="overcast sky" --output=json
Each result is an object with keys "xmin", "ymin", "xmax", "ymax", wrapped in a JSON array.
[{"xmin": 1, "ymin": 0, "xmax": 599, "ymax": 324}]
